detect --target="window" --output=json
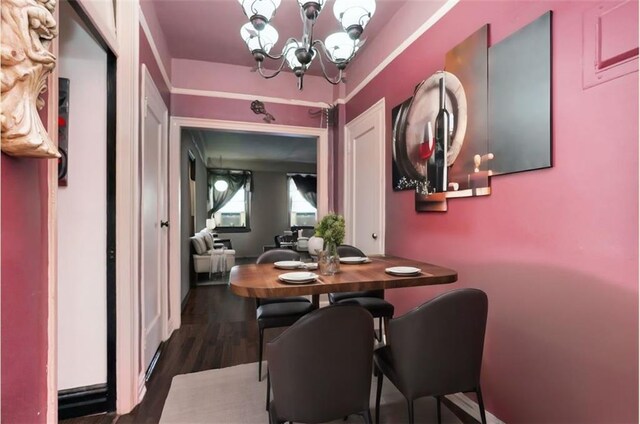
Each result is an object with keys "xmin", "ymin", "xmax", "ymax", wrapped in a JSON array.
[
  {"xmin": 289, "ymin": 177, "xmax": 317, "ymax": 227},
  {"xmin": 210, "ymin": 170, "xmax": 251, "ymax": 232}
]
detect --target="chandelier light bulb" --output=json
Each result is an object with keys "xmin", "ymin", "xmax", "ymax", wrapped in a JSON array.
[
  {"xmin": 325, "ymin": 32, "xmax": 358, "ymax": 61},
  {"xmin": 284, "ymin": 41, "xmax": 303, "ymax": 70},
  {"xmin": 333, "ymin": 0, "xmax": 376, "ymax": 39},
  {"xmin": 238, "ymin": 0, "xmax": 281, "ymax": 29},
  {"xmin": 214, "ymin": 179, "xmax": 229, "ymax": 192},
  {"xmin": 240, "ymin": 23, "xmax": 279, "ymax": 53}
]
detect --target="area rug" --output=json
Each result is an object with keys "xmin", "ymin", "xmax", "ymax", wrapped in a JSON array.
[{"xmin": 160, "ymin": 362, "xmax": 463, "ymax": 423}]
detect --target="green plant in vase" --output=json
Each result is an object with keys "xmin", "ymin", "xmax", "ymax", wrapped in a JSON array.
[{"xmin": 314, "ymin": 213, "xmax": 345, "ymax": 275}]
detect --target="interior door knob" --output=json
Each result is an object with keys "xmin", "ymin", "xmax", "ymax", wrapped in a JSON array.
[
  {"xmin": 161, "ymin": 221, "xmax": 169, "ymax": 228},
  {"xmin": 372, "ymin": 233, "xmax": 378, "ymax": 240}
]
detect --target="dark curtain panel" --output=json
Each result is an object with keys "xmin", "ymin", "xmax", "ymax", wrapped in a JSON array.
[
  {"xmin": 291, "ymin": 174, "xmax": 317, "ymax": 208},
  {"xmin": 207, "ymin": 171, "xmax": 248, "ymax": 216}
]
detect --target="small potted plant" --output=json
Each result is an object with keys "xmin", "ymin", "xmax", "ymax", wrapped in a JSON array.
[{"xmin": 314, "ymin": 213, "xmax": 345, "ymax": 275}]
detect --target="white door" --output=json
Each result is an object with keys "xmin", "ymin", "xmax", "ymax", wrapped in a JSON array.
[
  {"xmin": 344, "ymin": 98, "xmax": 386, "ymax": 255},
  {"xmin": 141, "ymin": 66, "xmax": 169, "ymax": 371}
]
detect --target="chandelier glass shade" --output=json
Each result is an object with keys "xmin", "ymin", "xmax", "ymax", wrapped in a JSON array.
[{"xmin": 237, "ymin": 0, "xmax": 376, "ymax": 90}]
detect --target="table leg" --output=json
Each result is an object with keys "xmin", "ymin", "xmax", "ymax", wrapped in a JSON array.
[{"xmin": 312, "ymin": 294, "xmax": 320, "ymax": 309}]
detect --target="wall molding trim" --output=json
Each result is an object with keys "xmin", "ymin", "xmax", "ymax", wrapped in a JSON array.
[
  {"xmin": 445, "ymin": 393, "xmax": 505, "ymax": 424},
  {"xmin": 139, "ymin": 8, "xmax": 172, "ymax": 92},
  {"xmin": 116, "ymin": 0, "xmax": 142, "ymax": 414},
  {"xmin": 171, "ymin": 87, "xmax": 331, "ymax": 108}
]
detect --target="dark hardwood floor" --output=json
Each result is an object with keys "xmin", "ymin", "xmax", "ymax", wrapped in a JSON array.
[{"xmin": 61, "ymin": 283, "xmax": 479, "ymax": 424}]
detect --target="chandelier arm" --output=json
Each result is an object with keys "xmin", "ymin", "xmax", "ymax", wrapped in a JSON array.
[
  {"xmin": 256, "ymin": 58, "xmax": 288, "ymax": 79},
  {"xmin": 258, "ymin": 37, "xmax": 299, "ymax": 61},
  {"xmin": 311, "ymin": 39, "xmax": 354, "ymax": 66},
  {"xmin": 314, "ymin": 48, "xmax": 344, "ymax": 85}
]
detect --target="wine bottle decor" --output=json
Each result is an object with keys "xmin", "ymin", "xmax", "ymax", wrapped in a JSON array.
[{"xmin": 426, "ymin": 73, "xmax": 450, "ymax": 193}]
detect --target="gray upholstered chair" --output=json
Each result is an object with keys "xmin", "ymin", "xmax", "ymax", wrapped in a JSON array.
[
  {"xmin": 266, "ymin": 305, "xmax": 374, "ymax": 424},
  {"xmin": 328, "ymin": 244, "xmax": 394, "ymax": 340},
  {"xmin": 255, "ymin": 249, "xmax": 316, "ymax": 381},
  {"xmin": 374, "ymin": 288, "xmax": 488, "ymax": 424}
]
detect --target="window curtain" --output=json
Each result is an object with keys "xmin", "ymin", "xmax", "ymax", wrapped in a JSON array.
[
  {"xmin": 207, "ymin": 171, "xmax": 250, "ymax": 216},
  {"xmin": 291, "ymin": 174, "xmax": 317, "ymax": 208}
]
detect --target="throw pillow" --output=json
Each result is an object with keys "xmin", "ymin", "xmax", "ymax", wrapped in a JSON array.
[{"xmin": 190, "ymin": 235, "xmax": 207, "ymax": 255}]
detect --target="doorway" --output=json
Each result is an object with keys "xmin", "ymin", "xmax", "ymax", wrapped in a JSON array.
[
  {"xmin": 56, "ymin": 0, "xmax": 117, "ymax": 418},
  {"xmin": 343, "ymin": 98, "xmax": 386, "ymax": 255},
  {"xmin": 168, "ymin": 118, "xmax": 329, "ymax": 331},
  {"xmin": 140, "ymin": 65, "xmax": 170, "ymax": 376}
]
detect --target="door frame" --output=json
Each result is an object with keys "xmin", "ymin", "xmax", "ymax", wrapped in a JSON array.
[
  {"xmin": 168, "ymin": 117, "xmax": 329, "ymax": 331},
  {"xmin": 140, "ymin": 64, "xmax": 170, "ymax": 372},
  {"xmin": 50, "ymin": 1, "xmax": 118, "ymax": 419},
  {"xmin": 343, "ymin": 97, "xmax": 386, "ymax": 254}
]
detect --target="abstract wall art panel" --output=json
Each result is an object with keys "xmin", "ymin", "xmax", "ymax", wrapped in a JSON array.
[{"xmin": 488, "ymin": 11, "xmax": 552, "ymax": 175}]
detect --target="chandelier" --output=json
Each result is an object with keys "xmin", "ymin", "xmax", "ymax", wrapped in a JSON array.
[{"xmin": 238, "ymin": 0, "xmax": 376, "ymax": 90}]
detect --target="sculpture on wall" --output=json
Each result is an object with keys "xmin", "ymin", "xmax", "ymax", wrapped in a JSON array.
[{"xmin": 1, "ymin": 0, "xmax": 60, "ymax": 158}]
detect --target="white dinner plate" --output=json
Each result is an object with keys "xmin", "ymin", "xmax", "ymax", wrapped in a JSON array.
[
  {"xmin": 274, "ymin": 261, "xmax": 305, "ymax": 270},
  {"xmin": 304, "ymin": 263, "xmax": 318, "ymax": 270},
  {"xmin": 340, "ymin": 256, "xmax": 369, "ymax": 264},
  {"xmin": 385, "ymin": 266, "xmax": 422, "ymax": 276},
  {"xmin": 278, "ymin": 272, "xmax": 318, "ymax": 284}
]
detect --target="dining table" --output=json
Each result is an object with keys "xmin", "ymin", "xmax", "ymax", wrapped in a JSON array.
[{"xmin": 229, "ymin": 255, "xmax": 458, "ymax": 308}]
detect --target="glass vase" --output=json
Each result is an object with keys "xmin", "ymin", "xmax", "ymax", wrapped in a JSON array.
[{"xmin": 319, "ymin": 242, "xmax": 340, "ymax": 276}]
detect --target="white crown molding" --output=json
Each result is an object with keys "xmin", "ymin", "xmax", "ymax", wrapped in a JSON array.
[
  {"xmin": 171, "ymin": 87, "xmax": 331, "ymax": 109},
  {"xmin": 445, "ymin": 393, "xmax": 506, "ymax": 424},
  {"xmin": 138, "ymin": 8, "xmax": 172, "ymax": 92},
  {"xmin": 336, "ymin": 0, "xmax": 460, "ymax": 105}
]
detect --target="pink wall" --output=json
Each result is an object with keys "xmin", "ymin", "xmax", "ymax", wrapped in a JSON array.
[
  {"xmin": 140, "ymin": 26, "xmax": 171, "ymax": 107},
  {"xmin": 171, "ymin": 93, "xmax": 326, "ymax": 129},
  {"xmin": 1, "ymin": 116, "xmax": 50, "ymax": 421},
  {"xmin": 342, "ymin": 0, "xmax": 448, "ymax": 99},
  {"xmin": 171, "ymin": 59, "xmax": 334, "ymax": 105},
  {"xmin": 345, "ymin": 1, "xmax": 638, "ymax": 422}
]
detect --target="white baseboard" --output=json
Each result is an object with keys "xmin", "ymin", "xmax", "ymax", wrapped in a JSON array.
[{"xmin": 445, "ymin": 393, "xmax": 505, "ymax": 424}]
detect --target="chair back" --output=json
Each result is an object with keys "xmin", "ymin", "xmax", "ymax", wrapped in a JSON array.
[
  {"xmin": 337, "ymin": 244, "xmax": 365, "ymax": 257},
  {"xmin": 256, "ymin": 249, "xmax": 300, "ymax": 264},
  {"xmin": 267, "ymin": 305, "xmax": 374, "ymax": 423},
  {"xmin": 388, "ymin": 288, "xmax": 488, "ymax": 399},
  {"xmin": 336, "ymin": 245, "xmax": 383, "ymax": 299}
]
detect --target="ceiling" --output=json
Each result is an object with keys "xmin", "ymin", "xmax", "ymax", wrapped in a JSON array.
[
  {"xmin": 143, "ymin": 0, "xmax": 408, "ymax": 75},
  {"xmin": 186, "ymin": 128, "xmax": 317, "ymax": 164}
]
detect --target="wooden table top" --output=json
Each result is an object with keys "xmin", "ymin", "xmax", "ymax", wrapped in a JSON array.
[{"xmin": 229, "ymin": 255, "xmax": 458, "ymax": 298}]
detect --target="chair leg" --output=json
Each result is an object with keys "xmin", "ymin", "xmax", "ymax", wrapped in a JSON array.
[
  {"xmin": 377, "ymin": 317, "xmax": 383, "ymax": 341},
  {"xmin": 476, "ymin": 386, "xmax": 487, "ymax": 424},
  {"xmin": 258, "ymin": 327, "xmax": 264, "ymax": 381},
  {"xmin": 360, "ymin": 409, "xmax": 373, "ymax": 424},
  {"xmin": 266, "ymin": 370, "xmax": 271, "ymax": 411},
  {"xmin": 407, "ymin": 399, "xmax": 414, "ymax": 424},
  {"xmin": 436, "ymin": 396, "xmax": 442, "ymax": 424},
  {"xmin": 382, "ymin": 317, "xmax": 390, "ymax": 344},
  {"xmin": 375, "ymin": 371, "xmax": 384, "ymax": 424}
]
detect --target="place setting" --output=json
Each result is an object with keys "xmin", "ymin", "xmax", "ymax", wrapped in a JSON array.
[
  {"xmin": 384, "ymin": 266, "xmax": 422, "ymax": 276},
  {"xmin": 273, "ymin": 260, "xmax": 318, "ymax": 270},
  {"xmin": 339, "ymin": 256, "xmax": 372, "ymax": 264},
  {"xmin": 277, "ymin": 271, "xmax": 320, "ymax": 285}
]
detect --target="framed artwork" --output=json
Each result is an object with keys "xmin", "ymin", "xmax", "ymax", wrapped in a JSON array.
[{"xmin": 58, "ymin": 77, "xmax": 70, "ymax": 186}]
